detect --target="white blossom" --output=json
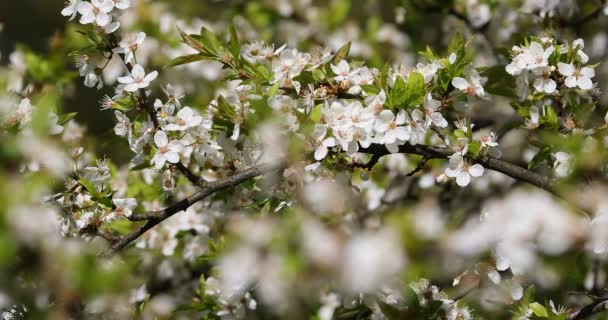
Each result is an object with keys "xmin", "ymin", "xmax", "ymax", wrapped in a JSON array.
[
  {"xmin": 151, "ymin": 131, "xmax": 183, "ymax": 169},
  {"xmin": 117, "ymin": 64, "xmax": 158, "ymax": 92},
  {"xmin": 61, "ymin": 0, "xmax": 81, "ymax": 20},
  {"xmin": 165, "ymin": 107, "xmax": 203, "ymax": 131},
  {"xmin": 444, "ymin": 153, "xmax": 484, "ymax": 187},
  {"xmin": 113, "ymin": 32, "xmax": 146, "ymax": 64},
  {"xmin": 77, "ymin": 0, "xmax": 114, "ymax": 27},
  {"xmin": 557, "ymin": 62, "xmax": 594, "ymax": 90}
]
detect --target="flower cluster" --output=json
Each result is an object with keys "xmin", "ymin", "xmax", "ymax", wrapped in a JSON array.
[
  {"xmin": 506, "ymin": 38, "xmax": 595, "ymax": 97},
  {"xmin": 61, "ymin": 0, "xmax": 131, "ymax": 34}
]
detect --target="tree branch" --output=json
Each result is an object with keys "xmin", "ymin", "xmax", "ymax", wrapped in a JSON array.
[
  {"xmin": 99, "ymin": 162, "xmax": 285, "ymax": 257},
  {"xmin": 100, "ymin": 142, "xmax": 559, "ymax": 258},
  {"xmin": 569, "ymin": 297, "xmax": 608, "ymax": 320},
  {"xmin": 359, "ymin": 143, "xmax": 555, "ymax": 194}
]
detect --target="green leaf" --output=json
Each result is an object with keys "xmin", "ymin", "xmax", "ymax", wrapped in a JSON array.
[
  {"xmin": 542, "ymin": 105, "xmax": 558, "ymax": 128},
  {"xmin": 454, "ymin": 129, "xmax": 467, "ymax": 138},
  {"xmin": 58, "ymin": 112, "xmax": 78, "ymax": 125},
  {"xmin": 312, "ymin": 69, "xmax": 325, "ymax": 82},
  {"xmin": 266, "ymin": 82, "xmax": 281, "ymax": 97},
  {"xmin": 309, "ymin": 104, "xmax": 323, "ymax": 123},
  {"xmin": 467, "ymin": 141, "xmax": 482, "ymax": 158},
  {"xmin": 164, "ymin": 54, "xmax": 205, "ymax": 68},
  {"xmin": 177, "ymin": 26, "xmax": 206, "ymax": 52},
  {"xmin": 332, "ymin": 41, "xmax": 351, "ymax": 64},
  {"xmin": 228, "ymin": 24, "xmax": 240, "ymax": 58},
  {"xmin": 529, "ymin": 302, "xmax": 548, "ymax": 317},
  {"xmin": 198, "ymin": 26, "xmax": 224, "ymax": 57},
  {"xmin": 388, "ymin": 72, "xmax": 426, "ymax": 109},
  {"xmin": 78, "ymin": 178, "xmax": 98, "ymax": 197}
]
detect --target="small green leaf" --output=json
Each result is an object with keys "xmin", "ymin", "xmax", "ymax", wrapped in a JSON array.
[
  {"xmin": 164, "ymin": 54, "xmax": 205, "ymax": 68},
  {"xmin": 529, "ymin": 302, "xmax": 548, "ymax": 317},
  {"xmin": 78, "ymin": 178, "xmax": 98, "ymax": 197},
  {"xmin": 332, "ymin": 41, "xmax": 351, "ymax": 64},
  {"xmin": 58, "ymin": 112, "xmax": 78, "ymax": 125},
  {"xmin": 228, "ymin": 24, "xmax": 240, "ymax": 58},
  {"xmin": 310, "ymin": 104, "xmax": 323, "ymax": 123},
  {"xmin": 266, "ymin": 82, "xmax": 281, "ymax": 97},
  {"xmin": 454, "ymin": 129, "xmax": 467, "ymax": 138},
  {"xmin": 177, "ymin": 26, "xmax": 206, "ymax": 52}
]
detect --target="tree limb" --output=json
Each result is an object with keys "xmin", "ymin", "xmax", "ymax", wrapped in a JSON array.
[
  {"xmin": 100, "ymin": 142, "xmax": 559, "ymax": 258},
  {"xmin": 99, "ymin": 162, "xmax": 285, "ymax": 257}
]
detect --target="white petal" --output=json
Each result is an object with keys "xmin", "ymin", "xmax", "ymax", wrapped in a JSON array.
[
  {"xmin": 322, "ymin": 137, "xmax": 336, "ymax": 147},
  {"xmin": 455, "ymin": 172, "xmax": 471, "ymax": 187},
  {"xmin": 117, "ymin": 76, "xmax": 134, "ymax": 84},
  {"xmin": 564, "ymin": 76, "xmax": 577, "ymax": 88},
  {"xmin": 395, "ymin": 126, "xmax": 410, "ymax": 141},
  {"xmin": 144, "ymin": 70, "xmax": 158, "ymax": 83},
  {"xmin": 452, "ymin": 77, "xmax": 469, "ymax": 90},
  {"xmin": 165, "ymin": 152, "xmax": 180, "ymax": 164},
  {"xmin": 178, "ymin": 107, "xmax": 193, "ymax": 120},
  {"xmin": 384, "ymin": 129, "xmax": 397, "ymax": 144},
  {"xmin": 123, "ymin": 83, "xmax": 139, "ymax": 92},
  {"xmin": 152, "ymin": 154, "xmax": 166, "ymax": 169},
  {"xmin": 468, "ymin": 164, "xmax": 484, "ymax": 177},
  {"xmin": 578, "ymin": 77, "xmax": 593, "ymax": 90},
  {"xmin": 314, "ymin": 147, "xmax": 328, "ymax": 160},
  {"xmin": 131, "ymin": 64, "xmax": 145, "ymax": 79},
  {"xmin": 496, "ymin": 255, "xmax": 511, "ymax": 271},
  {"xmin": 96, "ymin": 13, "xmax": 110, "ymax": 27},
  {"xmin": 580, "ymin": 67, "xmax": 595, "ymax": 78},
  {"xmin": 154, "ymin": 130, "xmax": 168, "ymax": 147},
  {"xmin": 557, "ymin": 62, "xmax": 574, "ymax": 76},
  {"xmin": 431, "ymin": 113, "xmax": 448, "ymax": 128}
]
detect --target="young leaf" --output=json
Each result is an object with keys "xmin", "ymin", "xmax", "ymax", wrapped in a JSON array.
[
  {"xmin": 164, "ymin": 54, "xmax": 205, "ymax": 68},
  {"xmin": 332, "ymin": 41, "xmax": 351, "ymax": 64},
  {"xmin": 177, "ymin": 26, "xmax": 205, "ymax": 52}
]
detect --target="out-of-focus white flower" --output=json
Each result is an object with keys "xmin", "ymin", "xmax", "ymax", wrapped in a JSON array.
[
  {"xmin": 318, "ymin": 293, "xmax": 341, "ymax": 320},
  {"xmin": 553, "ymin": 152, "xmax": 572, "ymax": 177},
  {"xmin": 466, "ymin": 0, "xmax": 491, "ymax": 28},
  {"xmin": 111, "ymin": 0, "xmax": 131, "ymax": 10},
  {"xmin": 341, "ymin": 229, "xmax": 406, "ymax": 292}
]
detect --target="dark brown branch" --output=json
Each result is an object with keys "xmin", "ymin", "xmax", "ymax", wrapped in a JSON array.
[
  {"xmin": 569, "ymin": 297, "xmax": 608, "ymax": 320},
  {"xmin": 99, "ymin": 162, "xmax": 285, "ymax": 257},
  {"xmin": 359, "ymin": 143, "xmax": 555, "ymax": 194}
]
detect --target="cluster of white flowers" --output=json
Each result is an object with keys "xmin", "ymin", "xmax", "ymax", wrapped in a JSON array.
[
  {"xmin": 506, "ymin": 38, "xmax": 595, "ymax": 97},
  {"xmin": 311, "ymin": 61, "xmax": 451, "ymax": 159},
  {"xmin": 61, "ymin": 0, "xmax": 131, "ymax": 34}
]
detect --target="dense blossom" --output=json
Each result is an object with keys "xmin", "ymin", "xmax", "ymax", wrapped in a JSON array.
[{"xmin": 2, "ymin": 0, "xmax": 608, "ymax": 319}]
